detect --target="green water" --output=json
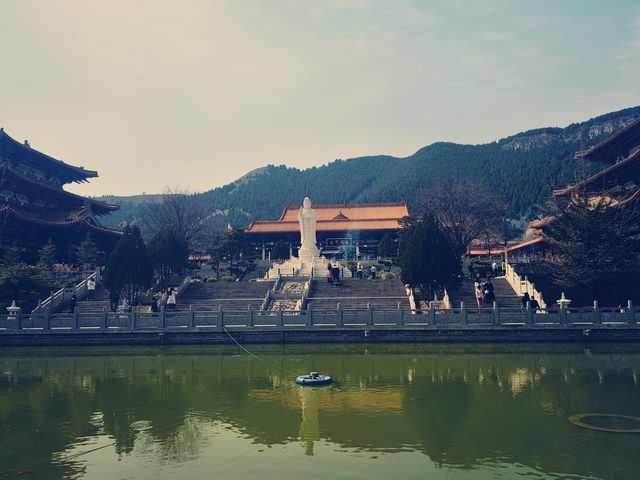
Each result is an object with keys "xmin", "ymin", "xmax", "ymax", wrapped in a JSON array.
[{"xmin": 1, "ymin": 344, "xmax": 640, "ymax": 480}]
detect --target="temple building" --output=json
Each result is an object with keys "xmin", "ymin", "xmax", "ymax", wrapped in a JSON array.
[
  {"xmin": 507, "ymin": 116, "xmax": 640, "ymax": 257},
  {"xmin": 244, "ymin": 202, "xmax": 409, "ymax": 259},
  {"xmin": 0, "ymin": 128, "xmax": 121, "ymax": 259},
  {"xmin": 552, "ymin": 117, "xmax": 640, "ymax": 205}
]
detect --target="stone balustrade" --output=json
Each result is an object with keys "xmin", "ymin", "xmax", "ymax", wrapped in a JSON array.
[{"xmin": 504, "ymin": 262, "xmax": 547, "ymax": 308}]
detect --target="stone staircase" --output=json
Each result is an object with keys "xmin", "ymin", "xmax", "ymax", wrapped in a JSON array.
[
  {"xmin": 306, "ymin": 278, "xmax": 410, "ymax": 311},
  {"xmin": 449, "ymin": 277, "xmax": 521, "ymax": 309},
  {"xmin": 74, "ymin": 284, "xmax": 111, "ymax": 314},
  {"xmin": 175, "ymin": 280, "xmax": 275, "ymax": 312},
  {"xmin": 267, "ymin": 279, "xmax": 307, "ymax": 311}
]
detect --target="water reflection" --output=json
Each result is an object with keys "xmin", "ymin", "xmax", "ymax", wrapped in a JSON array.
[{"xmin": 0, "ymin": 344, "xmax": 639, "ymax": 479}]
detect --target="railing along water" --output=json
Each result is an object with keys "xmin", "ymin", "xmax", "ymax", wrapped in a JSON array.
[{"xmin": 3, "ymin": 303, "xmax": 638, "ymax": 333}]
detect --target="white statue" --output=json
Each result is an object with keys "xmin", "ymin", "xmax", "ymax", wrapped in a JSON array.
[{"xmin": 298, "ymin": 197, "xmax": 320, "ymax": 259}]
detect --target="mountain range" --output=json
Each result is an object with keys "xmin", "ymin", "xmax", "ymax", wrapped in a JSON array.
[{"xmin": 97, "ymin": 106, "xmax": 640, "ymax": 231}]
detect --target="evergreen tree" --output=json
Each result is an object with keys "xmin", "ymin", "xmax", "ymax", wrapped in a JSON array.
[
  {"xmin": 0, "ymin": 263, "xmax": 54, "ymax": 311},
  {"xmin": 148, "ymin": 229, "xmax": 188, "ymax": 290},
  {"xmin": 76, "ymin": 234, "xmax": 100, "ymax": 270},
  {"xmin": 1, "ymin": 246, "xmax": 23, "ymax": 266},
  {"xmin": 38, "ymin": 240, "xmax": 57, "ymax": 269},
  {"xmin": 103, "ymin": 226, "xmax": 153, "ymax": 305},
  {"xmin": 397, "ymin": 215, "xmax": 461, "ymax": 298},
  {"xmin": 272, "ymin": 240, "xmax": 290, "ymax": 260},
  {"xmin": 377, "ymin": 234, "xmax": 396, "ymax": 259}
]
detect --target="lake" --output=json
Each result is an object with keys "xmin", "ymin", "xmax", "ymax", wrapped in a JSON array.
[{"xmin": 1, "ymin": 344, "xmax": 639, "ymax": 479}]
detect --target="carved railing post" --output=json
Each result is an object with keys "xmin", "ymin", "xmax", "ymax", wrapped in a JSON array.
[{"xmin": 593, "ymin": 300, "xmax": 601, "ymax": 325}]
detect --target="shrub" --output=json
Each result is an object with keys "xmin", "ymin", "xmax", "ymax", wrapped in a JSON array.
[
  {"xmin": 382, "ymin": 271, "xmax": 395, "ymax": 280},
  {"xmin": 221, "ymin": 275, "xmax": 234, "ymax": 282}
]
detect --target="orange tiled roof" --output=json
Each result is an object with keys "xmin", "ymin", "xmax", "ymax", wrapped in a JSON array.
[{"xmin": 245, "ymin": 202, "xmax": 408, "ymax": 234}]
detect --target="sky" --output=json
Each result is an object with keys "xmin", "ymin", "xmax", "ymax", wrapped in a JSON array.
[{"xmin": 1, "ymin": 0, "xmax": 639, "ymax": 197}]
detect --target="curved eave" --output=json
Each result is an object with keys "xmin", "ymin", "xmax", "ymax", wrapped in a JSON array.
[
  {"xmin": 1, "ymin": 164, "xmax": 119, "ymax": 215},
  {"xmin": 575, "ymin": 117, "xmax": 640, "ymax": 162},
  {"xmin": 554, "ymin": 148, "xmax": 640, "ymax": 197},
  {"xmin": 0, "ymin": 205, "xmax": 122, "ymax": 236},
  {"xmin": 0, "ymin": 130, "xmax": 98, "ymax": 183}
]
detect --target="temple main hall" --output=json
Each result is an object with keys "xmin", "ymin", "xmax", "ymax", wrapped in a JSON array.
[
  {"xmin": 0, "ymin": 128, "xmax": 121, "ymax": 259},
  {"xmin": 244, "ymin": 201, "xmax": 409, "ymax": 259}
]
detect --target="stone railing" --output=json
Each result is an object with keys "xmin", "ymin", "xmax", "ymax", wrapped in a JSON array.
[
  {"xmin": 297, "ymin": 278, "xmax": 312, "ymax": 310},
  {"xmin": 442, "ymin": 288, "xmax": 452, "ymax": 310},
  {"xmin": 3, "ymin": 302, "xmax": 638, "ymax": 333},
  {"xmin": 32, "ymin": 270, "xmax": 99, "ymax": 314},
  {"xmin": 504, "ymin": 262, "xmax": 547, "ymax": 308},
  {"xmin": 405, "ymin": 285, "xmax": 417, "ymax": 312}
]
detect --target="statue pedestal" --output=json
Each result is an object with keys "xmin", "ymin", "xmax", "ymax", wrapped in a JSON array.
[{"xmin": 268, "ymin": 255, "xmax": 349, "ymax": 278}]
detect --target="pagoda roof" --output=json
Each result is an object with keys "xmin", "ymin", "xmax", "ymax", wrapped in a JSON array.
[
  {"xmin": 0, "ymin": 129, "xmax": 98, "ymax": 184},
  {"xmin": 0, "ymin": 204, "xmax": 122, "ymax": 237},
  {"xmin": 553, "ymin": 148, "xmax": 640, "ymax": 197},
  {"xmin": 575, "ymin": 117, "xmax": 640, "ymax": 163},
  {"xmin": 245, "ymin": 202, "xmax": 409, "ymax": 234},
  {"xmin": 0, "ymin": 164, "xmax": 119, "ymax": 215}
]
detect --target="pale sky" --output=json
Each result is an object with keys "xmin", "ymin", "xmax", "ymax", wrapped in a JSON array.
[{"xmin": 1, "ymin": 0, "xmax": 639, "ymax": 196}]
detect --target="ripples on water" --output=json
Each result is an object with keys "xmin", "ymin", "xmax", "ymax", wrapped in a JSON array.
[{"xmin": 0, "ymin": 344, "xmax": 639, "ymax": 480}]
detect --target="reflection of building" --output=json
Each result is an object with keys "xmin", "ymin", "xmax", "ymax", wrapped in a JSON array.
[
  {"xmin": 244, "ymin": 202, "xmax": 409, "ymax": 258},
  {"xmin": 0, "ymin": 129, "xmax": 121, "ymax": 257}
]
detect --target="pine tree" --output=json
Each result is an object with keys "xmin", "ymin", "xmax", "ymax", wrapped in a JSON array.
[
  {"xmin": 103, "ymin": 226, "xmax": 153, "ymax": 305},
  {"xmin": 148, "ymin": 229, "xmax": 188, "ymax": 290},
  {"xmin": 272, "ymin": 240, "xmax": 290, "ymax": 260},
  {"xmin": 377, "ymin": 234, "xmax": 397, "ymax": 259},
  {"xmin": 397, "ymin": 215, "xmax": 461, "ymax": 298},
  {"xmin": 38, "ymin": 240, "xmax": 57, "ymax": 269},
  {"xmin": 76, "ymin": 234, "xmax": 100, "ymax": 270}
]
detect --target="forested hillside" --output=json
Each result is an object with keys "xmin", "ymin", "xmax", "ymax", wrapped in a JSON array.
[{"xmin": 98, "ymin": 106, "xmax": 640, "ymax": 230}]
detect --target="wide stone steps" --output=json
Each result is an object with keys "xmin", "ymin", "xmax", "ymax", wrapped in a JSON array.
[
  {"xmin": 74, "ymin": 285, "xmax": 111, "ymax": 313},
  {"xmin": 449, "ymin": 277, "xmax": 521, "ymax": 309},
  {"xmin": 306, "ymin": 278, "xmax": 410, "ymax": 311},
  {"xmin": 174, "ymin": 280, "xmax": 274, "ymax": 312}
]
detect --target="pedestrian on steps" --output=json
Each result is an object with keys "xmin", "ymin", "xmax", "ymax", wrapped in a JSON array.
[
  {"xmin": 87, "ymin": 278, "xmax": 96, "ymax": 299},
  {"xmin": 474, "ymin": 278, "xmax": 484, "ymax": 308},
  {"xmin": 69, "ymin": 294, "xmax": 77, "ymax": 314}
]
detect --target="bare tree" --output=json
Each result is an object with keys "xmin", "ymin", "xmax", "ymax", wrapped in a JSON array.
[
  {"xmin": 140, "ymin": 186, "xmax": 209, "ymax": 250},
  {"xmin": 416, "ymin": 179, "xmax": 507, "ymax": 255}
]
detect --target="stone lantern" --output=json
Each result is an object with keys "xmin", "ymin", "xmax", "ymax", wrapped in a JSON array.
[{"xmin": 6, "ymin": 300, "xmax": 21, "ymax": 316}]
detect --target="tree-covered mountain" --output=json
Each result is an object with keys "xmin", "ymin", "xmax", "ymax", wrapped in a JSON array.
[{"xmin": 98, "ymin": 106, "xmax": 640, "ymax": 230}]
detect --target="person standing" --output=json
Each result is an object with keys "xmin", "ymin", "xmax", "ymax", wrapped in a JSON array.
[
  {"xmin": 474, "ymin": 278, "xmax": 484, "ymax": 308},
  {"xmin": 166, "ymin": 287, "xmax": 177, "ymax": 310},
  {"xmin": 483, "ymin": 279, "xmax": 495, "ymax": 304},
  {"xmin": 69, "ymin": 294, "xmax": 77, "ymax": 313},
  {"xmin": 521, "ymin": 292, "xmax": 530, "ymax": 309},
  {"xmin": 530, "ymin": 296, "xmax": 540, "ymax": 312},
  {"xmin": 87, "ymin": 278, "xmax": 96, "ymax": 299},
  {"xmin": 370, "ymin": 265, "xmax": 377, "ymax": 279},
  {"xmin": 357, "ymin": 262, "xmax": 363, "ymax": 280},
  {"xmin": 109, "ymin": 291, "xmax": 117, "ymax": 312}
]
